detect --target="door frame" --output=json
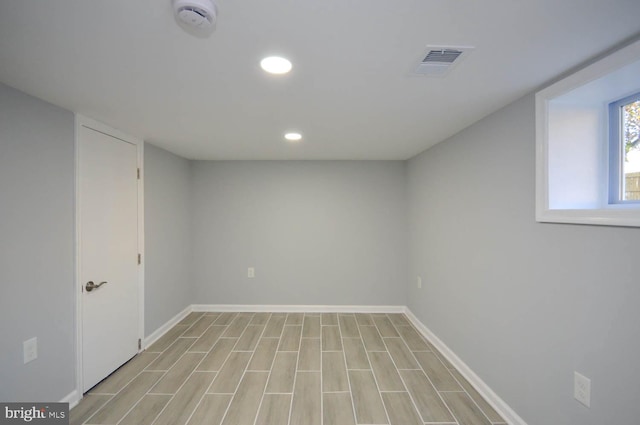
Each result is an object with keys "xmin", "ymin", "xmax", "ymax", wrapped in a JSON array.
[{"xmin": 74, "ymin": 115, "xmax": 145, "ymax": 398}]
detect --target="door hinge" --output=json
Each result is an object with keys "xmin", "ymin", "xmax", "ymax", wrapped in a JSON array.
[
  {"xmin": 137, "ymin": 168, "xmax": 140, "ymax": 180},
  {"xmin": 138, "ymin": 253, "xmax": 142, "ymax": 265},
  {"xmin": 138, "ymin": 338, "xmax": 142, "ymax": 350}
]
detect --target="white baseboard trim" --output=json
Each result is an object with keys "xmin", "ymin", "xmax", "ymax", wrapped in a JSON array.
[
  {"xmin": 403, "ymin": 308, "xmax": 527, "ymax": 425},
  {"xmin": 61, "ymin": 389, "xmax": 80, "ymax": 409},
  {"xmin": 143, "ymin": 305, "xmax": 193, "ymax": 349},
  {"xmin": 191, "ymin": 304, "xmax": 405, "ymax": 313}
]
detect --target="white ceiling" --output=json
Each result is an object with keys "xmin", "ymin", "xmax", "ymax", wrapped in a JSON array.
[{"xmin": 1, "ymin": 0, "xmax": 639, "ymax": 160}]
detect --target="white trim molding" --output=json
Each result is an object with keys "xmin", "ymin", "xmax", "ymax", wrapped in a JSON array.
[
  {"xmin": 143, "ymin": 305, "xmax": 193, "ymax": 349},
  {"xmin": 191, "ymin": 304, "xmax": 406, "ymax": 313},
  {"xmin": 60, "ymin": 390, "xmax": 80, "ymax": 409},
  {"xmin": 404, "ymin": 308, "xmax": 527, "ymax": 425}
]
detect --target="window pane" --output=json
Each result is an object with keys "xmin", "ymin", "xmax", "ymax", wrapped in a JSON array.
[{"xmin": 623, "ymin": 99, "xmax": 640, "ymax": 201}]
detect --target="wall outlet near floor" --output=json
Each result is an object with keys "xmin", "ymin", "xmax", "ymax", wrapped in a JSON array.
[
  {"xmin": 23, "ymin": 337, "xmax": 37, "ymax": 364},
  {"xmin": 417, "ymin": 276, "xmax": 422, "ymax": 289},
  {"xmin": 247, "ymin": 267, "xmax": 255, "ymax": 278},
  {"xmin": 574, "ymin": 371, "xmax": 591, "ymax": 407}
]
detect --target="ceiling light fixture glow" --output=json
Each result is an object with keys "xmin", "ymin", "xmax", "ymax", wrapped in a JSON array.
[
  {"xmin": 284, "ymin": 132, "xmax": 302, "ymax": 141},
  {"xmin": 260, "ymin": 56, "xmax": 292, "ymax": 74}
]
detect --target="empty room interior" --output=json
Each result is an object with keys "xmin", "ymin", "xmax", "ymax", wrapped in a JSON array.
[{"xmin": 2, "ymin": 1, "xmax": 640, "ymax": 425}]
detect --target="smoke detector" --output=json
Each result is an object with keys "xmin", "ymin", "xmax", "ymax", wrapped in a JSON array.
[{"xmin": 173, "ymin": 0, "xmax": 217, "ymax": 29}]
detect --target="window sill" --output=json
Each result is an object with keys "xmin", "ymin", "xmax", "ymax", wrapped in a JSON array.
[{"xmin": 536, "ymin": 207, "xmax": 640, "ymax": 227}]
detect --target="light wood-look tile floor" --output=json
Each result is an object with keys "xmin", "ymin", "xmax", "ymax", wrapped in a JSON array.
[{"xmin": 71, "ymin": 312, "xmax": 507, "ymax": 425}]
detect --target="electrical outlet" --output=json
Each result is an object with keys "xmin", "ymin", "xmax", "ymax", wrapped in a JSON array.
[
  {"xmin": 417, "ymin": 276, "xmax": 422, "ymax": 289},
  {"xmin": 574, "ymin": 371, "xmax": 591, "ymax": 407},
  {"xmin": 248, "ymin": 267, "xmax": 255, "ymax": 278},
  {"xmin": 23, "ymin": 337, "xmax": 37, "ymax": 364}
]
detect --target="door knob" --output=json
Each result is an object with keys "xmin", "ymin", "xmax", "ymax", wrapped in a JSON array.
[{"xmin": 86, "ymin": 281, "xmax": 107, "ymax": 292}]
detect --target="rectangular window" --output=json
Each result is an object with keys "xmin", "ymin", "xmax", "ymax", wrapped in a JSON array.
[
  {"xmin": 609, "ymin": 92, "xmax": 640, "ymax": 203},
  {"xmin": 536, "ymin": 38, "xmax": 640, "ymax": 227}
]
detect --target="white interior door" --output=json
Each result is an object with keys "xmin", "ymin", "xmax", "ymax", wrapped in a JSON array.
[{"xmin": 79, "ymin": 125, "xmax": 140, "ymax": 392}]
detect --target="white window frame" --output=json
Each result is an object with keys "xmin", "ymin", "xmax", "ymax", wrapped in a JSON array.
[
  {"xmin": 608, "ymin": 91, "xmax": 640, "ymax": 204},
  {"xmin": 536, "ymin": 39, "xmax": 640, "ymax": 227}
]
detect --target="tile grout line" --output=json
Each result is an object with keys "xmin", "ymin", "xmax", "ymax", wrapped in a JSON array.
[
  {"xmin": 359, "ymin": 315, "xmax": 392, "ymax": 425},
  {"xmin": 413, "ymin": 319, "xmax": 504, "ymax": 425},
  {"xmin": 379, "ymin": 314, "xmax": 430, "ymax": 425},
  {"xmin": 447, "ymin": 366, "xmax": 499, "ymax": 425},
  {"xmin": 182, "ymin": 313, "xmax": 219, "ymax": 339},
  {"xmin": 81, "ymin": 313, "xmax": 275, "ymax": 425},
  {"xmin": 200, "ymin": 313, "xmax": 246, "ymax": 425},
  {"xmin": 320, "ymin": 314, "xmax": 340, "ymax": 425},
  {"xmin": 72, "ymin": 394, "xmax": 111, "ymax": 425},
  {"xmin": 144, "ymin": 317, "xmax": 231, "ymax": 425},
  {"xmin": 91, "ymin": 313, "xmax": 354, "ymax": 425},
  {"xmin": 83, "ymin": 331, "xmax": 185, "ymax": 420},
  {"xmin": 83, "ymin": 311, "xmax": 215, "ymax": 422},
  {"xmin": 78, "ymin": 311, "xmax": 503, "ymax": 425},
  {"xmin": 184, "ymin": 343, "xmax": 243, "ymax": 423},
  {"xmin": 316, "ymin": 315, "xmax": 324, "ymax": 425},
  {"xmin": 337, "ymin": 315, "xmax": 358, "ymax": 425},
  {"xmin": 386, "ymin": 314, "xmax": 460, "ymax": 425},
  {"xmin": 420, "ymin": 421, "xmax": 461, "ymax": 424},
  {"xmin": 250, "ymin": 313, "xmax": 282, "ymax": 425},
  {"xmin": 283, "ymin": 314, "xmax": 303, "ymax": 425},
  {"xmin": 83, "ymin": 356, "xmax": 165, "ymax": 404},
  {"xmin": 85, "ymin": 332, "xmax": 195, "ymax": 425},
  {"xmin": 299, "ymin": 316, "xmax": 311, "ymax": 424},
  {"xmin": 353, "ymin": 314, "xmax": 395, "ymax": 425},
  {"xmin": 404, "ymin": 314, "xmax": 497, "ymax": 425},
  {"xmin": 146, "ymin": 312, "xmax": 236, "ymax": 425},
  {"xmin": 81, "ymin": 393, "xmax": 117, "ymax": 424},
  {"xmin": 205, "ymin": 312, "xmax": 260, "ymax": 425},
  {"xmin": 90, "ymin": 313, "xmax": 212, "ymax": 425}
]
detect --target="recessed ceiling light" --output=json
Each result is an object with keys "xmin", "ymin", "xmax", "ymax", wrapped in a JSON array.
[
  {"xmin": 284, "ymin": 132, "xmax": 302, "ymax": 141},
  {"xmin": 261, "ymin": 56, "xmax": 292, "ymax": 74}
]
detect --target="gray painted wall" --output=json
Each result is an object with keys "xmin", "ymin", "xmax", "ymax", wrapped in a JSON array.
[
  {"xmin": 2, "ymin": 78, "xmax": 637, "ymax": 424},
  {"xmin": 191, "ymin": 161, "xmax": 407, "ymax": 306},
  {"xmin": 0, "ymin": 83, "xmax": 75, "ymax": 401},
  {"xmin": 407, "ymin": 94, "xmax": 640, "ymax": 425},
  {"xmin": 144, "ymin": 143, "xmax": 193, "ymax": 335}
]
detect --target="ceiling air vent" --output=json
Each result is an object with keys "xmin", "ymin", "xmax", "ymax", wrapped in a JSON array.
[{"xmin": 414, "ymin": 45, "xmax": 474, "ymax": 76}]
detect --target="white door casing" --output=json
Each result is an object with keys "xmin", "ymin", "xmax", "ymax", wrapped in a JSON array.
[{"xmin": 76, "ymin": 116, "xmax": 144, "ymax": 393}]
